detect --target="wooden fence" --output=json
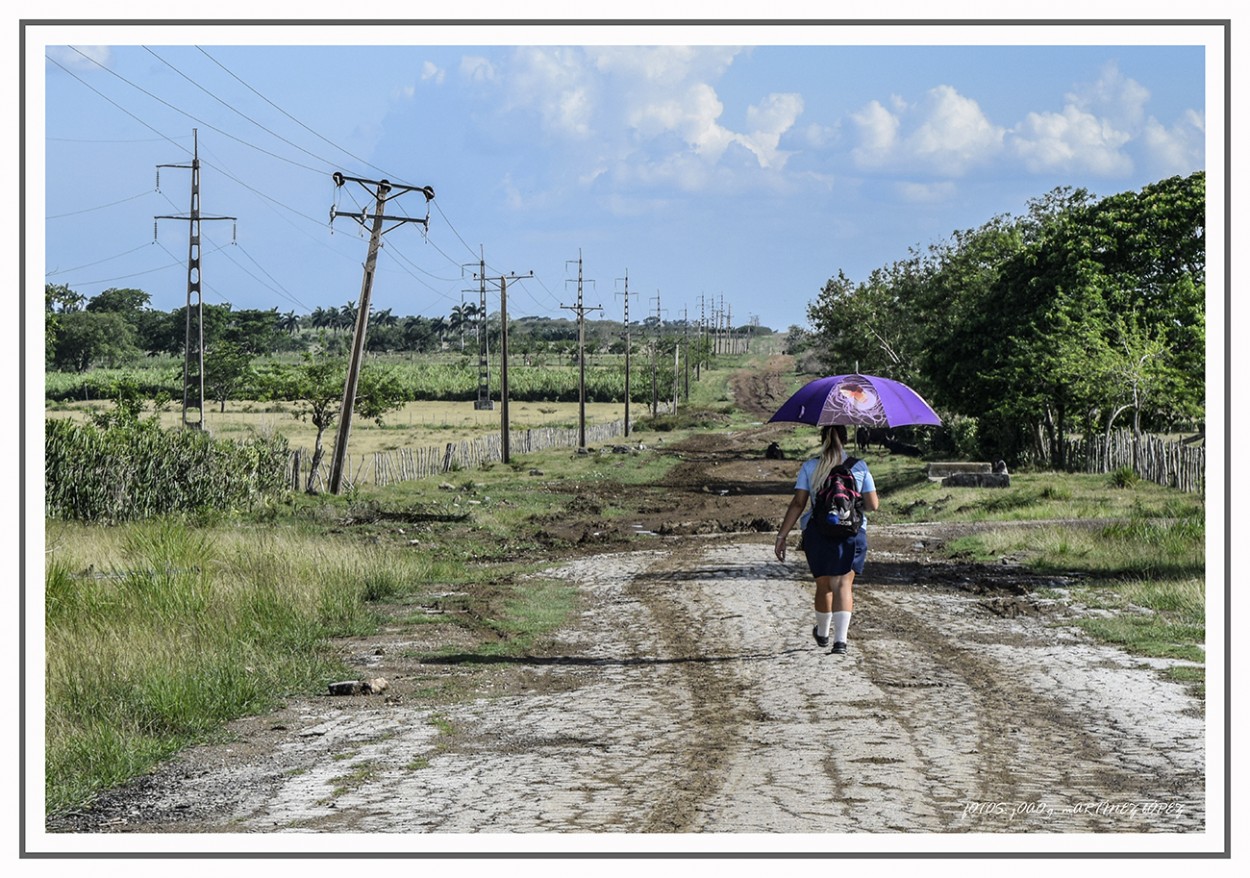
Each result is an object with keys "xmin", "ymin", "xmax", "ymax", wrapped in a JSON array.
[
  {"xmin": 290, "ymin": 419, "xmax": 633, "ymax": 491},
  {"xmin": 1063, "ymin": 429, "xmax": 1205, "ymax": 494}
]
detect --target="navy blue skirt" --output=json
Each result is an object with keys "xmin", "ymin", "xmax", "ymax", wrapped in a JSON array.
[{"xmin": 803, "ymin": 525, "xmax": 868, "ymax": 578}]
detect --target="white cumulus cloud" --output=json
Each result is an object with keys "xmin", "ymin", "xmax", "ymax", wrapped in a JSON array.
[
  {"xmin": 1010, "ymin": 105, "xmax": 1133, "ymax": 175},
  {"xmin": 421, "ymin": 61, "xmax": 445, "ymax": 85},
  {"xmin": 1067, "ymin": 61, "xmax": 1152, "ymax": 131},
  {"xmin": 850, "ymin": 99, "xmax": 901, "ymax": 167},
  {"xmin": 851, "ymin": 86, "xmax": 1002, "ymax": 176},
  {"xmin": 1142, "ymin": 109, "xmax": 1205, "ymax": 175},
  {"xmin": 483, "ymin": 46, "xmax": 805, "ymax": 192},
  {"xmin": 48, "ymin": 45, "xmax": 111, "ymax": 70},
  {"xmin": 460, "ymin": 55, "xmax": 497, "ymax": 83}
]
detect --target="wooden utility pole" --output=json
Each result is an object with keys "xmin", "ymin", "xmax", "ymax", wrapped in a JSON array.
[
  {"xmin": 327, "ymin": 172, "xmax": 434, "ymax": 494},
  {"xmin": 473, "ymin": 269, "xmax": 533, "ymax": 463},
  {"xmin": 155, "ymin": 129, "xmax": 236, "ymax": 431},
  {"xmin": 563, "ymin": 250, "xmax": 601, "ymax": 449}
]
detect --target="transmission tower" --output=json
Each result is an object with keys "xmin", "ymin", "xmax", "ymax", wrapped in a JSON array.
[
  {"xmin": 615, "ymin": 270, "xmax": 637, "ymax": 436},
  {"xmin": 563, "ymin": 250, "xmax": 602, "ymax": 449},
  {"xmin": 466, "ymin": 247, "xmax": 492, "ymax": 410},
  {"xmin": 155, "ymin": 129, "xmax": 236, "ymax": 430}
]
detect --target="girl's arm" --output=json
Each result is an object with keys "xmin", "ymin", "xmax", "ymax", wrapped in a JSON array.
[{"xmin": 775, "ymin": 490, "xmax": 810, "ymax": 562}]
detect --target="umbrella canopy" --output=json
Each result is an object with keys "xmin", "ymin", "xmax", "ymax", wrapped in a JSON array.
[{"xmin": 768, "ymin": 374, "xmax": 942, "ymax": 428}]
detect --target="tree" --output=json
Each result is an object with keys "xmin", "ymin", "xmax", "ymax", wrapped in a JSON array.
[
  {"xmin": 278, "ymin": 310, "xmax": 302, "ymax": 334},
  {"xmin": 224, "ymin": 308, "xmax": 284, "ymax": 355},
  {"xmin": 204, "ymin": 342, "xmax": 255, "ymax": 413},
  {"xmin": 85, "ymin": 287, "xmax": 151, "ymax": 317},
  {"xmin": 276, "ymin": 357, "xmax": 406, "ymax": 493},
  {"xmin": 402, "ymin": 316, "xmax": 437, "ymax": 353},
  {"xmin": 50, "ymin": 310, "xmax": 139, "ymax": 372},
  {"xmin": 914, "ymin": 174, "xmax": 1204, "ymax": 464},
  {"xmin": 45, "ymin": 283, "xmax": 85, "ymax": 362}
]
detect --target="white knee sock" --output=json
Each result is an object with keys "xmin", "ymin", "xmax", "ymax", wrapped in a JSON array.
[
  {"xmin": 832, "ymin": 611, "xmax": 852, "ymax": 643},
  {"xmin": 815, "ymin": 611, "xmax": 833, "ymax": 638}
]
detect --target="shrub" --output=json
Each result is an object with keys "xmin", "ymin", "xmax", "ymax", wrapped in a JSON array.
[
  {"xmin": 1108, "ymin": 466, "xmax": 1141, "ymax": 489},
  {"xmin": 45, "ymin": 418, "xmax": 290, "ymax": 522}
]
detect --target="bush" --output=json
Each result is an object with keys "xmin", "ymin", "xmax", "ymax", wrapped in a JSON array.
[
  {"xmin": 1108, "ymin": 466, "xmax": 1141, "ymax": 489},
  {"xmin": 45, "ymin": 418, "xmax": 290, "ymax": 522}
]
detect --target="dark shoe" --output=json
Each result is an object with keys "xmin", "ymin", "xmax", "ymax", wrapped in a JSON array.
[
  {"xmin": 812, "ymin": 626, "xmax": 830, "ymax": 648},
  {"xmin": 831, "ymin": 641, "xmax": 847, "ymax": 655}
]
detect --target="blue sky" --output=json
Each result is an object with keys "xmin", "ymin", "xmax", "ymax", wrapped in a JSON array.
[{"xmin": 35, "ymin": 22, "xmax": 1215, "ymax": 336}]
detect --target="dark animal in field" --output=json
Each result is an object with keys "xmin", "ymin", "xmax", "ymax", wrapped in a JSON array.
[
  {"xmin": 992, "ymin": 460, "xmax": 1009, "ymax": 474},
  {"xmin": 764, "ymin": 442, "xmax": 785, "ymax": 460},
  {"xmin": 855, "ymin": 427, "xmax": 893, "ymax": 452},
  {"xmin": 886, "ymin": 438, "xmax": 923, "ymax": 457}
]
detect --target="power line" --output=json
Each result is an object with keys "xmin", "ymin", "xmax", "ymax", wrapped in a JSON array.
[
  {"xmin": 64, "ymin": 46, "xmax": 326, "ymax": 175},
  {"xmin": 45, "ymin": 242, "xmax": 154, "ymax": 278},
  {"xmin": 196, "ymin": 45, "xmax": 388, "ymax": 179},
  {"xmin": 46, "ymin": 54, "xmax": 189, "ymax": 156},
  {"xmin": 144, "ymin": 46, "xmax": 345, "ymax": 172},
  {"xmin": 47, "ymin": 189, "xmax": 153, "ymax": 220}
]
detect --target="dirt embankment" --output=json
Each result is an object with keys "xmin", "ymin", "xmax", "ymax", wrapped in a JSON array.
[{"xmin": 43, "ymin": 356, "xmax": 1205, "ymax": 843}]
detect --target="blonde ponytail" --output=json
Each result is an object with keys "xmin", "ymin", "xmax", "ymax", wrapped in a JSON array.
[{"xmin": 810, "ymin": 425, "xmax": 847, "ymax": 493}]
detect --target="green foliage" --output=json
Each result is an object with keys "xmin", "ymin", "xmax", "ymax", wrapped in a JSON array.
[
  {"xmin": 43, "ymin": 522, "xmax": 407, "ymax": 814},
  {"xmin": 44, "ymin": 417, "xmax": 290, "ymax": 521},
  {"xmin": 1108, "ymin": 466, "xmax": 1141, "ymax": 489},
  {"xmin": 804, "ymin": 173, "xmax": 1205, "ymax": 466},
  {"xmin": 49, "ymin": 310, "xmax": 139, "ymax": 372}
]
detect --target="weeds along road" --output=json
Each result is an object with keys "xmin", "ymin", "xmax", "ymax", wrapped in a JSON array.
[
  {"xmin": 59, "ymin": 534, "xmax": 1204, "ymax": 841},
  {"xmin": 44, "ymin": 356, "xmax": 1205, "ymax": 845}
]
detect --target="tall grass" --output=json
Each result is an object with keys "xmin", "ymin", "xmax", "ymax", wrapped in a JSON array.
[
  {"xmin": 45, "ymin": 418, "xmax": 290, "ymax": 522},
  {"xmin": 939, "ymin": 508, "xmax": 1204, "ymax": 580},
  {"xmin": 43, "ymin": 519, "xmax": 441, "ymax": 815},
  {"xmin": 1067, "ymin": 578, "xmax": 1206, "ymax": 666}
]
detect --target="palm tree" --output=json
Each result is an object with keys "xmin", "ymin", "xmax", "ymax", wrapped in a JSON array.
[
  {"xmin": 430, "ymin": 316, "xmax": 449, "ymax": 348},
  {"xmin": 449, "ymin": 303, "xmax": 469, "ymax": 351},
  {"xmin": 338, "ymin": 302, "xmax": 358, "ymax": 333}
]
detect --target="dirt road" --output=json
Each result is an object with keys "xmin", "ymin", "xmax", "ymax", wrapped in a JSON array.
[{"xmin": 43, "ymin": 357, "xmax": 1206, "ymax": 847}]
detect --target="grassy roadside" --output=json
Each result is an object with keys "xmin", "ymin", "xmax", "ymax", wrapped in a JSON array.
[
  {"xmin": 41, "ymin": 348, "xmax": 1208, "ymax": 814},
  {"xmin": 862, "ymin": 456, "xmax": 1207, "ymax": 695},
  {"xmin": 41, "ymin": 392, "xmax": 714, "ymax": 817}
]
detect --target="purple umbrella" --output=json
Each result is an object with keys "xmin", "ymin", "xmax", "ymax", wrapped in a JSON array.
[{"xmin": 768, "ymin": 374, "xmax": 942, "ymax": 428}]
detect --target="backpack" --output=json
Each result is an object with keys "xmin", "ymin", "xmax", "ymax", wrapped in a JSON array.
[{"xmin": 810, "ymin": 457, "xmax": 864, "ymax": 539}]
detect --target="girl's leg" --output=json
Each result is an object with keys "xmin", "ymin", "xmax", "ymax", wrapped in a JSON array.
[
  {"xmin": 831, "ymin": 572, "xmax": 854, "ymax": 648},
  {"xmin": 813, "ymin": 576, "xmax": 835, "ymax": 642},
  {"xmin": 832, "ymin": 572, "xmax": 854, "ymax": 613}
]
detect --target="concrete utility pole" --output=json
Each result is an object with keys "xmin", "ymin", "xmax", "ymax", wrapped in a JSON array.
[
  {"xmin": 155, "ymin": 129, "xmax": 236, "ymax": 431},
  {"xmin": 468, "ymin": 247, "xmax": 492, "ymax": 410},
  {"xmin": 473, "ymin": 269, "xmax": 533, "ymax": 463},
  {"xmin": 327, "ymin": 172, "xmax": 434, "ymax": 494},
  {"xmin": 650, "ymin": 290, "xmax": 667, "ymax": 417},
  {"xmin": 682, "ymin": 306, "xmax": 690, "ymax": 402},
  {"xmin": 563, "ymin": 250, "xmax": 602, "ymax": 450},
  {"xmin": 696, "ymin": 293, "xmax": 706, "ymax": 380},
  {"xmin": 615, "ymin": 270, "xmax": 637, "ymax": 437}
]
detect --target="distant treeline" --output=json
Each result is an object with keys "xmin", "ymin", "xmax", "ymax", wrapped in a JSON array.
[{"xmin": 44, "ymin": 357, "xmax": 682, "ymax": 406}]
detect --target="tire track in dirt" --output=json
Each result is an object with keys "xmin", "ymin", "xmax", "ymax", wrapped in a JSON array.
[{"xmin": 44, "ymin": 537, "xmax": 1204, "ymax": 840}]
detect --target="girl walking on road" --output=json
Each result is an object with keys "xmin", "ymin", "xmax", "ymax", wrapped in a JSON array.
[{"xmin": 774, "ymin": 424, "xmax": 879, "ymax": 655}]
